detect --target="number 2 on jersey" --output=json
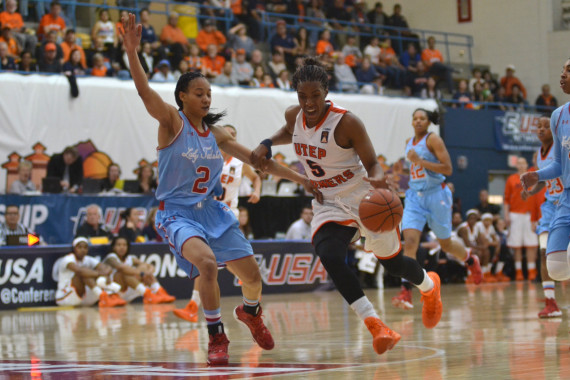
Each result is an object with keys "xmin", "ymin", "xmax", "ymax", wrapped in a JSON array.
[
  {"xmin": 410, "ymin": 163, "xmax": 425, "ymax": 180},
  {"xmin": 192, "ymin": 167, "xmax": 210, "ymax": 193}
]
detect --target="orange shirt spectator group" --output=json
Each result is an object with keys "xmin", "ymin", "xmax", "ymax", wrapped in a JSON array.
[
  {"xmin": 38, "ymin": 13, "xmax": 66, "ymax": 40},
  {"xmin": 504, "ymin": 172, "xmax": 541, "ymax": 222}
]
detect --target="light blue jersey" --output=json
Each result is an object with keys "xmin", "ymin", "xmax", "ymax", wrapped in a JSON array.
[
  {"xmin": 537, "ymin": 143, "xmax": 563, "ymax": 203},
  {"xmin": 156, "ymin": 111, "xmax": 224, "ymax": 207},
  {"xmin": 536, "ymin": 102, "xmax": 570, "ymax": 254},
  {"xmin": 405, "ymin": 133, "xmax": 445, "ymax": 192},
  {"xmin": 154, "ymin": 111, "xmax": 253, "ymax": 279}
]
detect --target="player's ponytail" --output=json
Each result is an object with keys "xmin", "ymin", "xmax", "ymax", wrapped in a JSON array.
[
  {"xmin": 292, "ymin": 56, "xmax": 329, "ymax": 91},
  {"xmin": 413, "ymin": 108, "xmax": 440, "ymax": 125},
  {"xmin": 174, "ymin": 72, "xmax": 226, "ymax": 127}
]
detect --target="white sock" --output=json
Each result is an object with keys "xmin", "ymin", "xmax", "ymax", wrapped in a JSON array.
[
  {"xmin": 92, "ymin": 286, "xmax": 103, "ymax": 297},
  {"xmin": 496, "ymin": 261, "xmax": 505, "ymax": 273},
  {"xmin": 528, "ymin": 262, "xmax": 536, "ymax": 270},
  {"xmin": 416, "ymin": 270, "xmax": 434, "ymax": 293},
  {"xmin": 136, "ymin": 283, "xmax": 147, "ymax": 296},
  {"xmin": 191, "ymin": 289, "xmax": 201, "ymax": 307},
  {"xmin": 150, "ymin": 282, "xmax": 160, "ymax": 293},
  {"xmin": 482, "ymin": 266, "xmax": 490, "ymax": 274},
  {"xmin": 486, "ymin": 263, "xmax": 492, "ymax": 272},
  {"xmin": 350, "ymin": 296, "xmax": 379, "ymax": 321},
  {"xmin": 543, "ymin": 281, "xmax": 555, "ymax": 299},
  {"xmin": 515, "ymin": 261, "xmax": 522, "ymax": 270}
]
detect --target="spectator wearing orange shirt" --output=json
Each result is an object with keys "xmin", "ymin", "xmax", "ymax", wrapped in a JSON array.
[
  {"xmin": 500, "ymin": 64, "xmax": 527, "ymax": 99},
  {"xmin": 61, "ymin": 29, "xmax": 87, "ymax": 69},
  {"xmin": 159, "ymin": 12, "xmax": 189, "ymax": 69},
  {"xmin": 381, "ymin": 38, "xmax": 405, "ymax": 88},
  {"xmin": 201, "ymin": 43, "xmax": 225, "ymax": 80},
  {"xmin": 315, "ymin": 29, "xmax": 334, "ymax": 57},
  {"xmin": 196, "ymin": 19, "xmax": 227, "ymax": 54},
  {"xmin": 0, "ymin": 0, "xmax": 37, "ymax": 54},
  {"xmin": 186, "ymin": 44, "xmax": 203, "ymax": 72},
  {"xmin": 90, "ymin": 53, "xmax": 108, "ymax": 77},
  {"xmin": 0, "ymin": 28, "xmax": 19, "ymax": 58},
  {"xmin": 0, "ymin": 41, "xmax": 17, "ymax": 70},
  {"xmin": 421, "ymin": 36, "xmax": 455, "ymax": 93},
  {"xmin": 37, "ymin": 1, "xmax": 66, "ymax": 41},
  {"xmin": 504, "ymin": 156, "xmax": 540, "ymax": 281}
]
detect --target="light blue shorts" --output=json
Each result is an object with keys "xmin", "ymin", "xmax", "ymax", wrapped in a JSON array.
[
  {"xmin": 402, "ymin": 185, "xmax": 452, "ymax": 240},
  {"xmin": 155, "ymin": 197, "xmax": 253, "ymax": 279},
  {"xmin": 546, "ymin": 190, "xmax": 570, "ymax": 255},
  {"xmin": 536, "ymin": 200, "xmax": 556, "ymax": 236}
]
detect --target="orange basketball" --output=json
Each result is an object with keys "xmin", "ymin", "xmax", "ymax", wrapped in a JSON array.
[{"xmin": 358, "ymin": 188, "xmax": 403, "ymax": 232}]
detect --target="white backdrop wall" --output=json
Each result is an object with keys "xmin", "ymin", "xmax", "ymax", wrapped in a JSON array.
[{"xmin": 0, "ymin": 74, "xmax": 437, "ymax": 192}]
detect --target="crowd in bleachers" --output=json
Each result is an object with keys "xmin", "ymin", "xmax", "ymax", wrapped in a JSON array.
[{"xmin": 0, "ymin": 0, "xmax": 558, "ymax": 111}]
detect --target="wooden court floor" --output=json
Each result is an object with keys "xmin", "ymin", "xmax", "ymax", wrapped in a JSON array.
[{"xmin": 0, "ymin": 282, "xmax": 569, "ymax": 379}]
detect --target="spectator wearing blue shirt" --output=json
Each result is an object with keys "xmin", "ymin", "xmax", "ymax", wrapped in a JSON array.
[{"xmin": 270, "ymin": 20, "xmax": 297, "ymax": 71}]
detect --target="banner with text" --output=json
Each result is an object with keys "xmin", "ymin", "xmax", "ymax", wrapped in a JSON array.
[
  {"xmin": 494, "ymin": 111, "xmax": 542, "ymax": 151},
  {"xmin": 0, "ymin": 242, "xmax": 327, "ymax": 310}
]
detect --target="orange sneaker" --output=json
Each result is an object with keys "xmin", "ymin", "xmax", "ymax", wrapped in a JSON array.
[
  {"xmin": 495, "ymin": 272, "xmax": 511, "ymax": 282},
  {"xmin": 99, "ymin": 291, "xmax": 126, "ymax": 308},
  {"xmin": 420, "ymin": 272, "xmax": 442, "ymax": 329},
  {"xmin": 207, "ymin": 332, "xmax": 230, "ymax": 366},
  {"xmin": 483, "ymin": 273, "xmax": 497, "ymax": 283},
  {"xmin": 364, "ymin": 316, "xmax": 401, "ymax": 355},
  {"xmin": 157, "ymin": 287, "xmax": 176, "ymax": 303},
  {"xmin": 466, "ymin": 254, "xmax": 482, "ymax": 285},
  {"xmin": 528, "ymin": 269, "xmax": 538, "ymax": 281},
  {"xmin": 143, "ymin": 288, "xmax": 163, "ymax": 304},
  {"xmin": 515, "ymin": 269, "xmax": 524, "ymax": 281},
  {"xmin": 173, "ymin": 300, "xmax": 199, "ymax": 323},
  {"xmin": 538, "ymin": 298, "xmax": 563, "ymax": 318},
  {"xmin": 391, "ymin": 286, "xmax": 413, "ymax": 310}
]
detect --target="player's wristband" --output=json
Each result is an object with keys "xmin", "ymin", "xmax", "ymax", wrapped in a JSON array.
[{"xmin": 260, "ymin": 139, "xmax": 273, "ymax": 159}]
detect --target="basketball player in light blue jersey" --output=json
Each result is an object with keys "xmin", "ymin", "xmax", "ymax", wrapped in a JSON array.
[
  {"xmin": 521, "ymin": 58, "xmax": 570, "ymax": 302},
  {"xmin": 393, "ymin": 108, "xmax": 482, "ymax": 310},
  {"xmin": 521, "ymin": 116, "xmax": 563, "ymax": 318},
  {"xmin": 120, "ymin": 14, "xmax": 322, "ymax": 366}
]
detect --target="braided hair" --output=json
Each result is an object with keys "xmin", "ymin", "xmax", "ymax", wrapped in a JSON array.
[
  {"xmin": 413, "ymin": 108, "xmax": 440, "ymax": 125},
  {"xmin": 291, "ymin": 57, "xmax": 329, "ymax": 92},
  {"xmin": 174, "ymin": 71, "xmax": 226, "ymax": 126}
]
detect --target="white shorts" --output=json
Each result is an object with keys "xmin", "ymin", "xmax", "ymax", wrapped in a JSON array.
[
  {"xmin": 507, "ymin": 212, "xmax": 538, "ymax": 248},
  {"xmin": 311, "ymin": 184, "xmax": 401, "ymax": 259},
  {"xmin": 55, "ymin": 285, "xmax": 99, "ymax": 306}
]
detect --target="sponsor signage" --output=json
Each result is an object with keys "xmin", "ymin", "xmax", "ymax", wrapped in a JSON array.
[{"xmin": 0, "ymin": 242, "xmax": 327, "ymax": 310}]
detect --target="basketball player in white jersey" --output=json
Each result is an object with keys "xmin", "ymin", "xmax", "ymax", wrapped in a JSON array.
[
  {"xmin": 173, "ymin": 124, "xmax": 262, "ymax": 322},
  {"xmin": 251, "ymin": 57, "xmax": 443, "ymax": 355}
]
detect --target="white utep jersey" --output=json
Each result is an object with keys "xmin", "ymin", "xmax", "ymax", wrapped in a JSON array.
[
  {"xmin": 56, "ymin": 253, "xmax": 100, "ymax": 290},
  {"xmin": 292, "ymin": 101, "xmax": 367, "ymax": 200},
  {"xmin": 219, "ymin": 156, "xmax": 243, "ymax": 211},
  {"xmin": 458, "ymin": 221, "xmax": 482, "ymax": 246},
  {"xmin": 104, "ymin": 252, "xmax": 135, "ymax": 277}
]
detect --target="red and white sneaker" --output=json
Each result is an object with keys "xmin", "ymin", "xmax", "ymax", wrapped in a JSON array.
[
  {"xmin": 207, "ymin": 332, "xmax": 230, "ymax": 366},
  {"xmin": 234, "ymin": 305, "xmax": 274, "ymax": 350},
  {"xmin": 364, "ymin": 316, "xmax": 401, "ymax": 355},
  {"xmin": 466, "ymin": 254, "xmax": 482, "ymax": 285},
  {"xmin": 391, "ymin": 286, "xmax": 413, "ymax": 310},
  {"xmin": 538, "ymin": 298, "xmax": 563, "ymax": 318},
  {"xmin": 173, "ymin": 300, "xmax": 199, "ymax": 323}
]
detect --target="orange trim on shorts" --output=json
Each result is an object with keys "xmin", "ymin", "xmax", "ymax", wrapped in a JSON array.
[{"xmin": 311, "ymin": 219, "xmax": 358, "ymax": 242}]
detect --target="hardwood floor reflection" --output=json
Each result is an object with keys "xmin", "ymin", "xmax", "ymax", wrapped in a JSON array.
[{"xmin": 0, "ymin": 282, "xmax": 568, "ymax": 379}]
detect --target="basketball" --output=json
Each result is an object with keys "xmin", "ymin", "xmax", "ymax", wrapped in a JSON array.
[{"xmin": 359, "ymin": 188, "xmax": 403, "ymax": 232}]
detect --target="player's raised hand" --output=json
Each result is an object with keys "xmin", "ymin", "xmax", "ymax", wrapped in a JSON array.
[
  {"xmin": 520, "ymin": 171, "xmax": 539, "ymax": 191},
  {"xmin": 120, "ymin": 13, "xmax": 142, "ymax": 53}
]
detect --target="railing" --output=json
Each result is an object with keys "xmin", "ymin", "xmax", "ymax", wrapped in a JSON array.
[
  {"xmin": 440, "ymin": 98, "xmax": 556, "ymax": 114},
  {"xmin": 260, "ymin": 11, "xmax": 474, "ymax": 70},
  {"xmin": 19, "ymin": 0, "xmax": 234, "ymax": 33}
]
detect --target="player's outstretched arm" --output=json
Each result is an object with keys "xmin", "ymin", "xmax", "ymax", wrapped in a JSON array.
[{"xmin": 121, "ymin": 13, "xmax": 178, "ymax": 132}]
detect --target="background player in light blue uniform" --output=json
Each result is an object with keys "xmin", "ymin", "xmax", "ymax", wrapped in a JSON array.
[
  {"xmin": 393, "ymin": 109, "xmax": 481, "ymax": 310},
  {"xmin": 120, "ymin": 13, "xmax": 321, "ymax": 366},
  {"xmin": 521, "ymin": 116, "xmax": 563, "ymax": 317},
  {"xmin": 522, "ymin": 58, "xmax": 570, "ymax": 287}
]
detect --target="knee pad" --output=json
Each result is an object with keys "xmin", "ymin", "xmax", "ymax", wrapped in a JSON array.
[{"xmin": 546, "ymin": 251, "xmax": 570, "ymax": 281}]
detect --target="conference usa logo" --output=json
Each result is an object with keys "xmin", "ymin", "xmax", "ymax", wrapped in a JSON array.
[{"xmin": 234, "ymin": 253, "xmax": 329, "ymax": 286}]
